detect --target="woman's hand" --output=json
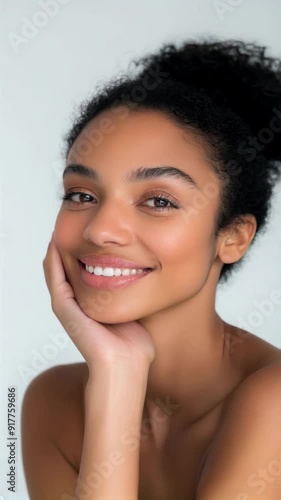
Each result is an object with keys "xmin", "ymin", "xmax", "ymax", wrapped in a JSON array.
[{"xmin": 42, "ymin": 233, "xmax": 156, "ymax": 371}]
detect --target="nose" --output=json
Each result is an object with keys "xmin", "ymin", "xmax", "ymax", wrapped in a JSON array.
[{"xmin": 82, "ymin": 198, "xmax": 134, "ymax": 247}]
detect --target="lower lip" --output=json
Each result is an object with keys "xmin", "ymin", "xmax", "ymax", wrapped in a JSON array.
[{"xmin": 78, "ymin": 261, "xmax": 154, "ymax": 290}]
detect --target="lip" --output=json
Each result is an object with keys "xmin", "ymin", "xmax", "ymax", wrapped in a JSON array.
[
  {"xmin": 79, "ymin": 255, "xmax": 154, "ymax": 270},
  {"xmin": 78, "ymin": 260, "xmax": 154, "ymax": 290}
]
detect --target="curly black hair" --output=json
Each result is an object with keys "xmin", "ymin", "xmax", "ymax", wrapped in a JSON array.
[{"xmin": 62, "ymin": 37, "xmax": 281, "ymax": 284}]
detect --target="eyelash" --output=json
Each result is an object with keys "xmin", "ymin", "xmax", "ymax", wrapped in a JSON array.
[{"xmin": 59, "ymin": 190, "xmax": 179, "ymax": 212}]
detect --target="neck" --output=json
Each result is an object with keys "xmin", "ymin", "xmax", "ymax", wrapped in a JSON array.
[{"xmin": 137, "ymin": 277, "xmax": 234, "ymax": 445}]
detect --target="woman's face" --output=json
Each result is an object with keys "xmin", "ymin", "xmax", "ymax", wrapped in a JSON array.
[{"xmin": 54, "ymin": 107, "xmax": 224, "ymax": 323}]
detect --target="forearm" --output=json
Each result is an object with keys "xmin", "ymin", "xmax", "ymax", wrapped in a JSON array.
[{"xmin": 75, "ymin": 362, "xmax": 149, "ymax": 500}]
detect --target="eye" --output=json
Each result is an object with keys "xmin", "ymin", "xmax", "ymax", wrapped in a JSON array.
[
  {"xmin": 59, "ymin": 191, "xmax": 96, "ymax": 205},
  {"xmin": 141, "ymin": 192, "xmax": 179, "ymax": 211},
  {"xmin": 59, "ymin": 189, "xmax": 180, "ymax": 212}
]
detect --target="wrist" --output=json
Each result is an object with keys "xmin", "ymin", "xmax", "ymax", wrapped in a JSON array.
[
  {"xmin": 88, "ymin": 357, "xmax": 151, "ymax": 381},
  {"xmin": 84, "ymin": 361, "xmax": 148, "ymax": 438},
  {"xmin": 86, "ymin": 360, "xmax": 149, "ymax": 397}
]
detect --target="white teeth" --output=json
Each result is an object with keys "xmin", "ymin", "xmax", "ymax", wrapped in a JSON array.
[
  {"xmin": 113, "ymin": 268, "xmax": 122, "ymax": 276},
  {"xmin": 85, "ymin": 264, "xmax": 148, "ymax": 277},
  {"xmin": 102, "ymin": 267, "xmax": 114, "ymax": 277}
]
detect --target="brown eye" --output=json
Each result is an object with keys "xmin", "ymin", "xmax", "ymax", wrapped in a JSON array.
[
  {"xmin": 143, "ymin": 196, "xmax": 177, "ymax": 210},
  {"xmin": 60, "ymin": 191, "xmax": 96, "ymax": 204},
  {"xmin": 141, "ymin": 191, "xmax": 179, "ymax": 212}
]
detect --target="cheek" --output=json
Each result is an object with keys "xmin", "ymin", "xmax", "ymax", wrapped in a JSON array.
[
  {"xmin": 151, "ymin": 216, "xmax": 215, "ymax": 274},
  {"xmin": 53, "ymin": 212, "xmax": 81, "ymax": 254}
]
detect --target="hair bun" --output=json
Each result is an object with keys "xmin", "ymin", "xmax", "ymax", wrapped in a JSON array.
[{"xmin": 134, "ymin": 39, "xmax": 281, "ymax": 162}]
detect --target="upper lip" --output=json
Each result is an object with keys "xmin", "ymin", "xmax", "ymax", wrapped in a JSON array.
[{"xmin": 79, "ymin": 255, "xmax": 154, "ymax": 269}]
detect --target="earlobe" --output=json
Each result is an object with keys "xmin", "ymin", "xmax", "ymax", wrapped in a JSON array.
[{"xmin": 218, "ymin": 215, "xmax": 257, "ymax": 264}]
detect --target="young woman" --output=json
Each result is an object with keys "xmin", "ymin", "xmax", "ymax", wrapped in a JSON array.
[{"xmin": 21, "ymin": 38, "xmax": 281, "ymax": 500}]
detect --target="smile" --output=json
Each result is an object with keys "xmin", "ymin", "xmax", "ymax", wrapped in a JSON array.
[
  {"xmin": 79, "ymin": 261, "xmax": 154, "ymax": 290},
  {"xmin": 85, "ymin": 264, "xmax": 149, "ymax": 277}
]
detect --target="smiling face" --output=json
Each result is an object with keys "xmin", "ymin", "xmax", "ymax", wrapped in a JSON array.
[{"xmin": 54, "ymin": 107, "xmax": 226, "ymax": 323}]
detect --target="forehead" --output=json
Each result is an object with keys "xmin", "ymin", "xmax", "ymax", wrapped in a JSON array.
[{"xmin": 67, "ymin": 106, "xmax": 216, "ymax": 186}]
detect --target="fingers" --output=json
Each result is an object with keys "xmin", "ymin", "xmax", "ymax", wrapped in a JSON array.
[
  {"xmin": 42, "ymin": 235, "xmax": 83, "ymax": 328},
  {"xmin": 42, "ymin": 235, "xmax": 53, "ymax": 292},
  {"xmin": 42, "ymin": 232, "xmax": 67, "ymax": 294}
]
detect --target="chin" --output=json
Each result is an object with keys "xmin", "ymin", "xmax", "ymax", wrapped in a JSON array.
[{"xmin": 76, "ymin": 296, "xmax": 139, "ymax": 324}]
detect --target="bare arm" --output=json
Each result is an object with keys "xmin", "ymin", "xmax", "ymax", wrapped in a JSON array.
[
  {"xmin": 40, "ymin": 233, "xmax": 155, "ymax": 499},
  {"xmin": 77, "ymin": 362, "xmax": 149, "ymax": 500},
  {"xmin": 21, "ymin": 362, "xmax": 149, "ymax": 500}
]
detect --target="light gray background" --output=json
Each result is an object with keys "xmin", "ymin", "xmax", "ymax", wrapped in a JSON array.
[{"xmin": 0, "ymin": 0, "xmax": 281, "ymax": 497}]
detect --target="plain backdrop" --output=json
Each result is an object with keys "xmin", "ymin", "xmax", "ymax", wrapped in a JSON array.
[{"xmin": 0, "ymin": 0, "xmax": 281, "ymax": 497}]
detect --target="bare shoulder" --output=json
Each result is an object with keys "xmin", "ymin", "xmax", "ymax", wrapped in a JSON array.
[
  {"xmin": 22, "ymin": 361, "xmax": 88, "ymax": 416},
  {"xmin": 225, "ymin": 321, "xmax": 281, "ymax": 373},
  {"xmin": 196, "ymin": 330, "xmax": 281, "ymax": 499},
  {"xmin": 22, "ymin": 362, "xmax": 88, "ymax": 472}
]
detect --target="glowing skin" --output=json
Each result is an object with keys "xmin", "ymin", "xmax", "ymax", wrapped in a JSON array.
[{"xmin": 54, "ymin": 106, "xmax": 257, "ymax": 441}]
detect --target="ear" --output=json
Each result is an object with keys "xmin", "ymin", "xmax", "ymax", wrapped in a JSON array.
[{"xmin": 217, "ymin": 214, "xmax": 257, "ymax": 264}]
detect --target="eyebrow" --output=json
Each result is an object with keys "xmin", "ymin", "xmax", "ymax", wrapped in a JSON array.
[{"xmin": 62, "ymin": 163, "xmax": 199, "ymax": 189}]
